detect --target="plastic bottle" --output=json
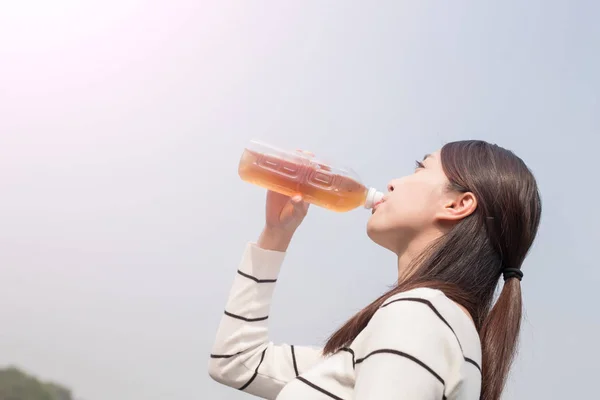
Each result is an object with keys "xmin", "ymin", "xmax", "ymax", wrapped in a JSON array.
[{"xmin": 238, "ymin": 140, "xmax": 384, "ymax": 212}]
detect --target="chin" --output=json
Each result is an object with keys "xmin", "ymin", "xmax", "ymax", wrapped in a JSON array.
[
  {"xmin": 366, "ymin": 214, "xmax": 377, "ymax": 233},
  {"xmin": 366, "ymin": 218, "xmax": 385, "ymax": 246},
  {"xmin": 367, "ymin": 217, "xmax": 403, "ymax": 254}
]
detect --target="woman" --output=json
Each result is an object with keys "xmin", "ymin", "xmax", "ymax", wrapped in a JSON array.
[{"xmin": 209, "ymin": 140, "xmax": 541, "ymax": 400}]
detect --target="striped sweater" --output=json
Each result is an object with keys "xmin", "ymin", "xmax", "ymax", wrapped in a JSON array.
[{"xmin": 209, "ymin": 243, "xmax": 482, "ymax": 399}]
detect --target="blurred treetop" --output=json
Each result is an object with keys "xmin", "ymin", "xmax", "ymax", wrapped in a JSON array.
[{"xmin": 0, "ymin": 366, "xmax": 73, "ymax": 400}]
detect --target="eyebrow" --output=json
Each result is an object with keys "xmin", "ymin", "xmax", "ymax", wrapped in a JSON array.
[{"xmin": 422, "ymin": 154, "xmax": 432, "ymax": 161}]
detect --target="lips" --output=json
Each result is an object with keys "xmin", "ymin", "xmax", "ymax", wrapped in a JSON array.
[{"xmin": 371, "ymin": 200, "xmax": 384, "ymax": 214}]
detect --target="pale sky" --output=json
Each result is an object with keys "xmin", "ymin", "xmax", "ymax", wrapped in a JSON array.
[{"xmin": 0, "ymin": 1, "xmax": 598, "ymax": 399}]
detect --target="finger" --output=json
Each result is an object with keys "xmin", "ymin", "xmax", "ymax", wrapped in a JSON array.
[
  {"xmin": 291, "ymin": 196, "xmax": 308, "ymax": 217},
  {"xmin": 290, "ymin": 194, "xmax": 303, "ymax": 204}
]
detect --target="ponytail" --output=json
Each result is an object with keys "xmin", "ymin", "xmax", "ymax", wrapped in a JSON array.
[{"xmin": 479, "ymin": 278, "xmax": 523, "ymax": 400}]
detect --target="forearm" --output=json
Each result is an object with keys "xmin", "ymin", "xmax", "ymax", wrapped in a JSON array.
[{"xmin": 257, "ymin": 226, "xmax": 295, "ymax": 252}]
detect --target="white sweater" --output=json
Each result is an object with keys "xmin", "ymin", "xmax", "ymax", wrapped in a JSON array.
[{"xmin": 209, "ymin": 243, "xmax": 482, "ymax": 399}]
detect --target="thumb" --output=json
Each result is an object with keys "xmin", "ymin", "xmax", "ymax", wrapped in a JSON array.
[{"xmin": 290, "ymin": 195, "xmax": 309, "ymax": 217}]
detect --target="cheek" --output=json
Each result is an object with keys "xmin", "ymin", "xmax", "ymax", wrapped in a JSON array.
[{"xmin": 385, "ymin": 181, "xmax": 440, "ymax": 225}]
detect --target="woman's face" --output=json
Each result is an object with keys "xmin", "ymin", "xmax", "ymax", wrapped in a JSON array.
[{"xmin": 367, "ymin": 150, "xmax": 458, "ymax": 253}]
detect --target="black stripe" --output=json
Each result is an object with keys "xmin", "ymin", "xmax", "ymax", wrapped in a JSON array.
[
  {"xmin": 381, "ymin": 298, "xmax": 462, "ymax": 350},
  {"xmin": 355, "ymin": 349, "xmax": 445, "ymax": 385},
  {"xmin": 224, "ymin": 310, "xmax": 268, "ymax": 322},
  {"xmin": 340, "ymin": 347, "xmax": 355, "ymax": 367},
  {"xmin": 381, "ymin": 297, "xmax": 482, "ymax": 373},
  {"xmin": 296, "ymin": 377, "xmax": 344, "ymax": 400},
  {"xmin": 239, "ymin": 348, "xmax": 267, "ymax": 391},
  {"xmin": 210, "ymin": 351, "xmax": 242, "ymax": 359},
  {"xmin": 291, "ymin": 345, "xmax": 299, "ymax": 376},
  {"xmin": 237, "ymin": 270, "xmax": 277, "ymax": 283},
  {"xmin": 465, "ymin": 357, "xmax": 482, "ymax": 373}
]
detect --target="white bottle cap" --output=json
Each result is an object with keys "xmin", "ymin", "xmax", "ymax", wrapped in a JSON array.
[{"xmin": 364, "ymin": 188, "xmax": 384, "ymax": 209}]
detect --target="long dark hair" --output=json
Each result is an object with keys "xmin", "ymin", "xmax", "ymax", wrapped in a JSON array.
[{"xmin": 323, "ymin": 140, "xmax": 542, "ymax": 400}]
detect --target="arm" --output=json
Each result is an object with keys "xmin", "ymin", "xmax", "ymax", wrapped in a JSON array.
[
  {"xmin": 209, "ymin": 241, "xmax": 324, "ymax": 399},
  {"xmin": 352, "ymin": 295, "xmax": 465, "ymax": 399}
]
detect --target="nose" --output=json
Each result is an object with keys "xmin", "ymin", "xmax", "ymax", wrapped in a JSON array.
[{"xmin": 386, "ymin": 178, "xmax": 403, "ymax": 193}]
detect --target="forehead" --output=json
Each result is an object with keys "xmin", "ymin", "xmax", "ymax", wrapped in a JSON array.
[{"xmin": 423, "ymin": 150, "xmax": 442, "ymax": 163}]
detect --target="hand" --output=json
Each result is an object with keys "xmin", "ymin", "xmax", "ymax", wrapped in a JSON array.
[
  {"xmin": 265, "ymin": 190, "xmax": 309, "ymax": 232},
  {"xmin": 258, "ymin": 191, "xmax": 309, "ymax": 252}
]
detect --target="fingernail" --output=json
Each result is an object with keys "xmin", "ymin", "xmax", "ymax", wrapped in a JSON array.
[{"xmin": 292, "ymin": 195, "xmax": 302, "ymax": 202}]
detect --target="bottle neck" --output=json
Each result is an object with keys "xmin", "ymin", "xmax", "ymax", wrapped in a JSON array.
[{"xmin": 364, "ymin": 188, "xmax": 384, "ymax": 209}]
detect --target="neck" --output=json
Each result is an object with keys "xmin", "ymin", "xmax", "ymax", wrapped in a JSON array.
[{"xmin": 396, "ymin": 229, "xmax": 444, "ymax": 283}]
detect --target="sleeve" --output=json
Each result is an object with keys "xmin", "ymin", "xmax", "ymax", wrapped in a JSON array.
[
  {"xmin": 208, "ymin": 242, "xmax": 324, "ymax": 399},
  {"xmin": 352, "ymin": 297, "xmax": 462, "ymax": 400}
]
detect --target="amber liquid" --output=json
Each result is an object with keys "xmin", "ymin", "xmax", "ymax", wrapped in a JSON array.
[{"xmin": 238, "ymin": 149, "xmax": 368, "ymax": 212}]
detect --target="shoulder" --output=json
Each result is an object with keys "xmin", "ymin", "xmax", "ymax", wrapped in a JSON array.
[
  {"xmin": 382, "ymin": 286, "xmax": 449, "ymax": 305},
  {"xmin": 359, "ymin": 288, "xmax": 466, "ymax": 348},
  {"xmin": 351, "ymin": 287, "xmax": 481, "ymax": 373},
  {"xmin": 378, "ymin": 287, "xmax": 480, "ymax": 353},
  {"xmin": 381, "ymin": 287, "xmax": 476, "ymax": 337},
  {"xmin": 348, "ymin": 288, "xmax": 482, "ymax": 398}
]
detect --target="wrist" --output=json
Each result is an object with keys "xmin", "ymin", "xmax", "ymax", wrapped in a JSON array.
[{"xmin": 257, "ymin": 227, "xmax": 295, "ymax": 252}]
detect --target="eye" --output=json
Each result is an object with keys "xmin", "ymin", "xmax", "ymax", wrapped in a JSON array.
[{"xmin": 414, "ymin": 160, "xmax": 425, "ymax": 169}]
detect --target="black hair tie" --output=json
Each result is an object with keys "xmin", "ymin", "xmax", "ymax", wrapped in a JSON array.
[{"xmin": 503, "ymin": 268, "xmax": 523, "ymax": 282}]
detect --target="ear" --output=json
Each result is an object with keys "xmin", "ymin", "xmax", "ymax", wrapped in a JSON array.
[{"xmin": 436, "ymin": 191, "xmax": 477, "ymax": 222}]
